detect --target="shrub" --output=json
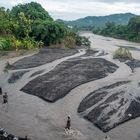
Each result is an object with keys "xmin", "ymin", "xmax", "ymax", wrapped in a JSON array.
[
  {"xmin": 75, "ymin": 35, "xmax": 91, "ymax": 47},
  {"xmin": 80, "ymin": 36, "xmax": 91, "ymax": 47},
  {"xmin": 3, "ymin": 61, "xmax": 11, "ymax": 73},
  {"xmin": 0, "ymin": 37, "xmax": 11, "ymax": 50},
  {"xmin": 114, "ymin": 47, "xmax": 133, "ymax": 60},
  {"xmin": 7, "ymin": 36, "xmax": 22, "ymax": 50},
  {"xmin": 22, "ymin": 37, "xmax": 39, "ymax": 50},
  {"xmin": 62, "ymin": 36, "xmax": 76, "ymax": 48},
  {"xmin": 35, "ymin": 40, "xmax": 44, "ymax": 48},
  {"xmin": 15, "ymin": 39, "xmax": 22, "ymax": 51}
]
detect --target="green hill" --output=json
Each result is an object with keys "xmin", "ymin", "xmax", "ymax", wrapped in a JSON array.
[{"xmin": 57, "ymin": 13, "xmax": 136, "ymax": 29}]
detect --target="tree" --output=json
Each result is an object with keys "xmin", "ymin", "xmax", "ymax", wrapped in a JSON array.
[
  {"xmin": 11, "ymin": 12, "xmax": 32, "ymax": 39},
  {"xmin": 31, "ymin": 20, "xmax": 66, "ymax": 45},
  {"xmin": 10, "ymin": 2, "xmax": 53, "ymax": 21},
  {"xmin": 100, "ymin": 22, "xmax": 116, "ymax": 36},
  {"xmin": 0, "ymin": 7, "xmax": 12, "ymax": 35},
  {"xmin": 127, "ymin": 16, "xmax": 140, "ymax": 41},
  {"xmin": 96, "ymin": 16, "xmax": 140, "ymax": 42}
]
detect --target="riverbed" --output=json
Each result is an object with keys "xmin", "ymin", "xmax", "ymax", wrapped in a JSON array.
[{"xmin": 0, "ymin": 33, "xmax": 140, "ymax": 140}]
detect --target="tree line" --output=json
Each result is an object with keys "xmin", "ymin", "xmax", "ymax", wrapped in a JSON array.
[
  {"xmin": 92, "ymin": 16, "xmax": 140, "ymax": 42},
  {"xmin": 0, "ymin": 2, "xmax": 90, "ymax": 51}
]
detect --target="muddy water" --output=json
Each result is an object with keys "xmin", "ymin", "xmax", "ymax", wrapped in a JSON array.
[{"xmin": 0, "ymin": 33, "xmax": 140, "ymax": 140}]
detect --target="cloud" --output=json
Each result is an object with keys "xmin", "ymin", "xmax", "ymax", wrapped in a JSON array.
[
  {"xmin": 45, "ymin": 0, "xmax": 140, "ymax": 20},
  {"xmin": 0, "ymin": 0, "xmax": 140, "ymax": 20},
  {"xmin": 0, "ymin": 0, "xmax": 29, "ymax": 8},
  {"xmin": 94, "ymin": 0, "xmax": 140, "ymax": 4}
]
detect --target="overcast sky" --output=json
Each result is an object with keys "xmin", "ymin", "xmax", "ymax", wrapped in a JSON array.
[{"xmin": 0, "ymin": 0, "xmax": 140, "ymax": 20}]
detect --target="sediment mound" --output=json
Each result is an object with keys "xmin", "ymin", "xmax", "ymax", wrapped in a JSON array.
[
  {"xmin": 21, "ymin": 58, "xmax": 118, "ymax": 102},
  {"xmin": 11, "ymin": 48, "xmax": 78, "ymax": 69},
  {"xmin": 78, "ymin": 81, "xmax": 140, "ymax": 132}
]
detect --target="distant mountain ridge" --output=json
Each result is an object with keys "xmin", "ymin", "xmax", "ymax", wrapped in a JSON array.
[{"xmin": 57, "ymin": 13, "xmax": 136, "ymax": 28}]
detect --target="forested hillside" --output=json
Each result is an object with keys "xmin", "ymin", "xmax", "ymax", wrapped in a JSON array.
[
  {"xmin": 58, "ymin": 13, "xmax": 135, "ymax": 29},
  {"xmin": 0, "ymin": 2, "xmax": 90, "ymax": 51},
  {"xmin": 93, "ymin": 16, "xmax": 140, "ymax": 42}
]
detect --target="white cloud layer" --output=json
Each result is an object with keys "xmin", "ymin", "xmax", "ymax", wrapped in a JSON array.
[{"xmin": 0, "ymin": 0, "xmax": 140, "ymax": 20}]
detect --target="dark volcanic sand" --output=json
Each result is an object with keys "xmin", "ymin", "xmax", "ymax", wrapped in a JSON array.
[
  {"xmin": 8, "ymin": 71, "xmax": 29, "ymax": 83},
  {"xmin": 11, "ymin": 48, "xmax": 78, "ymax": 69},
  {"xmin": 21, "ymin": 58, "xmax": 118, "ymax": 102},
  {"xmin": 81, "ymin": 49, "xmax": 98, "ymax": 57},
  {"xmin": 30, "ymin": 70, "xmax": 45, "ymax": 78},
  {"xmin": 113, "ymin": 56, "xmax": 131, "ymax": 62},
  {"xmin": 78, "ymin": 81, "xmax": 140, "ymax": 132},
  {"xmin": 126, "ymin": 59, "xmax": 140, "ymax": 72}
]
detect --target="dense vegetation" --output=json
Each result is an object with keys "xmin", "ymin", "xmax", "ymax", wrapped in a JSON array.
[
  {"xmin": 93, "ymin": 16, "xmax": 140, "ymax": 42},
  {"xmin": 0, "ymin": 2, "xmax": 90, "ymax": 51},
  {"xmin": 58, "ymin": 13, "xmax": 135, "ymax": 29}
]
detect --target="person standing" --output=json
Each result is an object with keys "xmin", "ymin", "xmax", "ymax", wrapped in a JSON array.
[
  {"xmin": 0, "ymin": 87, "xmax": 2, "ymax": 95},
  {"xmin": 3, "ymin": 92, "xmax": 8, "ymax": 111},
  {"xmin": 104, "ymin": 135, "xmax": 110, "ymax": 140},
  {"xmin": 3, "ymin": 92, "xmax": 8, "ymax": 104},
  {"xmin": 65, "ymin": 116, "xmax": 71, "ymax": 130},
  {"xmin": 24, "ymin": 136, "xmax": 30, "ymax": 140},
  {"xmin": 0, "ymin": 87, "xmax": 3, "ymax": 103}
]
